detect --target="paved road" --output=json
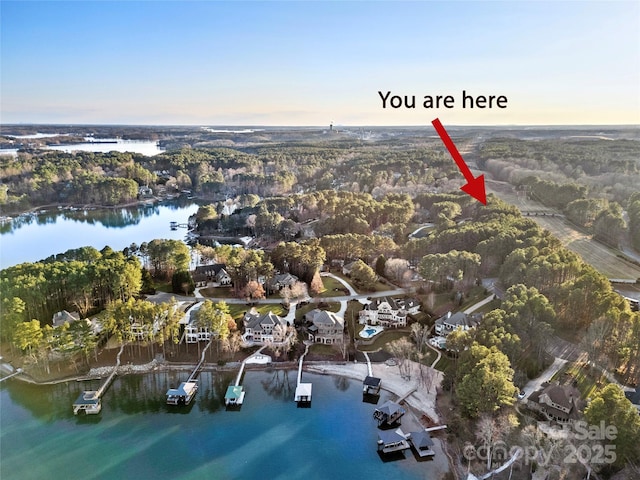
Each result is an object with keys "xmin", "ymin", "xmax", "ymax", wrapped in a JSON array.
[{"xmin": 146, "ymin": 273, "xmax": 408, "ymax": 307}]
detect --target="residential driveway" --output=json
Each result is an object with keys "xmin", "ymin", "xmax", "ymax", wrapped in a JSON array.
[
  {"xmin": 463, "ymin": 295, "xmax": 494, "ymax": 314},
  {"xmin": 521, "ymin": 356, "xmax": 567, "ymax": 399}
]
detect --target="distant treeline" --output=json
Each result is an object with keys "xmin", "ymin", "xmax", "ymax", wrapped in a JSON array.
[{"xmin": 479, "ymin": 137, "xmax": 640, "ymax": 249}]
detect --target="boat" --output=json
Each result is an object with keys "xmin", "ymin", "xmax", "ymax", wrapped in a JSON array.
[{"xmin": 166, "ymin": 381, "xmax": 198, "ymax": 405}]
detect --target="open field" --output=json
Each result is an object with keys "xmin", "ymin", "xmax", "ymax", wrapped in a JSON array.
[{"xmin": 486, "ymin": 179, "xmax": 640, "ymax": 281}]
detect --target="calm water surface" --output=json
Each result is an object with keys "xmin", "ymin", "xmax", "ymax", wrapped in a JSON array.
[
  {"xmin": 0, "ymin": 371, "xmax": 448, "ymax": 480},
  {"xmin": 0, "ymin": 199, "xmax": 200, "ymax": 268}
]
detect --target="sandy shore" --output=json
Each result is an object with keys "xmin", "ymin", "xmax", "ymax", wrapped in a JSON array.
[{"xmin": 306, "ymin": 359, "xmax": 443, "ymax": 430}]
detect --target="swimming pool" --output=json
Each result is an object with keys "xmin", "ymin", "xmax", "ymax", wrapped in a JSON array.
[{"xmin": 359, "ymin": 325, "xmax": 384, "ymax": 339}]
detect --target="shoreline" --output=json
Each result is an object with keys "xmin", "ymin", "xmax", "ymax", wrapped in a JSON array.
[{"xmin": 10, "ymin": 357, "xmax": 443, "ymax": 425}]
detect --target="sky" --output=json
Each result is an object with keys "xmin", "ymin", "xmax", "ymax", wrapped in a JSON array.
[{"xmin": 1, "ymin": 1, "xmax": 639, "ymax": 126}]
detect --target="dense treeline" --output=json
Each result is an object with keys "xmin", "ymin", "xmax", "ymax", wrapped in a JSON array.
[
  {"xmin": 0, "ymin": 133, "xmax": 464, "ymax": 213},
  {"xmin": 0, "ymin": 239, "xmax": 195, "ymax": 344},
  {"xmin": 478, "ymin": 137, "xmax": 639, "ymax": 248},
  {"xmin": 0, "ymin": 151, "xmax": 152, "ymax": 210},
  {"xmin": 400, "ymin": 193, "xmax": 639, "ymax": 385}
]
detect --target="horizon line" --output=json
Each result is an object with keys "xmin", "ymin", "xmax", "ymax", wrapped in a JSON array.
[{"xmin": 2, "ymin": 123, "xmax": 639, "ymax": 129}]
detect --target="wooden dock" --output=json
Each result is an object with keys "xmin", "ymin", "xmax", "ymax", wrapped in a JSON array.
[
  {"xmin": 397, "ymin": 387, "xmax": 417, "ymax": 404},
  {"xmin": 294, "ymin": 343, "xmax": 312, "ymax": 404},
  {"xmin": 74, "ymin": 344, "xmax": 123, "ymax": 415},
  {"xmin": 167, "ymin": 338, "xmax": 212, "ymax": 405},
  {"xmin": 225, "ymin": 345, "xmax": 266, "ymax": 407}
]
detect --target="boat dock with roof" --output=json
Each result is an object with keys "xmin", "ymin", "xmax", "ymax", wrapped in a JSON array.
[
  {"xmin": 377, "ymin": 428, "xmax": 410, "ymax": 454},
  {"xmin": 73, "ymin": 344, "xmax": 123, "ymax": 415},
  {"xmin": 166, "ymin": 338, "xmax": 211, "ymax": 406},
  {"xmin": 225, "ymin": 346, "xmax": 268, "ymax": 407},
  {"xmin": 373, "ymin": 400, "xmax": 406, "ymax": 427}
]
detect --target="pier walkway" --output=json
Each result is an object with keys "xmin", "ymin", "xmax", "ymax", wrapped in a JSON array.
[
  {"xmin": 225, "ymin": 345, "xmax": 267, "ymax": 407},
  {"xmin": 166, "ymin": 338, "xmax": 212, "ymax": 406},
  {"xmin": 188, "ymin": 337, "xmax": 213, "ymax": 383},
  {"xmin": 396, "ymin": 387, "xmax": 417, "ymax": 404},
  {"xmin": 0, "ymin": 367, "xmax": 23, "ymax": 383},
  {"xmin": 295, "ymin": 342, "xmax": 312, "ymax": 403}
]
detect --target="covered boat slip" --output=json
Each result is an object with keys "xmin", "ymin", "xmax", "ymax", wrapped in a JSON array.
[
  {"xmin": 373, "ymin": 400, "xmax": 406, "ymax": 426},
  {"xmin": 408, "ymin": 429, "xmax": 435, "ymax": 457},
  {"xmin": 166, "ymin": 381, "xmax": 198, "ymax": 405},
  {"xmin": 73, "ymin": 390, "xmax": 102, "ymax": 415},
  {"xmin": 224, "ymin": 385, "xmax": 245, "ymax": 407},
  {"xmin": 362, "ymin": 375, "xmax": 381, "ymax": 396},
  {"xmin": 376, "ymin": 428, "xmax": 436, "ymax": 457},
  {"xmin": 294, "ymin": 382, "xmax": 312, "ymax": 404},
  {"xmin": 377, "ymin": 428, "xmax": 410, "ymax": 454}
]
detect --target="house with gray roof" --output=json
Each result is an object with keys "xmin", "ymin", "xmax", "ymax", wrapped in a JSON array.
[
  {"xmin": 625, "ymin": 386, "xmax": 640, "ymax": 413},
  {"xmin": 267, "ymin": 273, "xmax": 299, "ymax": 292},
  {"xmin": 527, "ymin": 382, "xmax": 584, "ymax": 424},
  {"xmin": 193, "ymin": 264, "xmax": 232, "ymax": 287},
  {"xmin": 434, "ymin": 311, "xmax": 481, "ymax": 336},
  {"xmin": 305, "ymin": 309, "xmax": 344, "ymax": 345},
  {"xmin": 243, "ymin": 309, "xmax": 290, "ymax": 346}
]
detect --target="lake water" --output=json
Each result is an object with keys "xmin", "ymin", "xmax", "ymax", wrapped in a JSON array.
[
  {"xmin": 0, "ymin": 139, "xmax": 164, "ymax": 157},
  {"xmin": 0, "ymin": 371, "xmax": 448, "ymax": 480},
  {"xmin": 0, "ymin": 199, "xmax": 200, "ymax": 268},
  {"xmin": 46, "ymin": 139, "xmax": 165, "ymax": 156}
]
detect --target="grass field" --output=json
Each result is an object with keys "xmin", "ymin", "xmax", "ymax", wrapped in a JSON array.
[
  {"xmin": 486, "ymin": 179, "xmax": 640, "ymax": 281},
  {"xmin": 226, "ymin": 302, "xmax": 287, "ymax": 321}
]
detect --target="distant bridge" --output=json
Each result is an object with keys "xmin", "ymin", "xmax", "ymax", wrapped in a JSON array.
[{"xmin": 521, "ymin": 210, "xmax": 564, "ymax": 218}]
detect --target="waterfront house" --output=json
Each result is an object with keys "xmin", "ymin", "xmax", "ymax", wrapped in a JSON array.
[
  {"xmin": 359, "ymin": 297, "xmax": 408, "ymax": 329},
  {"xmin": 374, "ymin": 400, "xmax": 406, "ymax": 427},
  {"xmin": 243, "ymin": 310, "xmax": 290, "ymax": 346},
  {"xmin": 527, "ymin": 382, "xmax": 584, "ymax": 424},
  {"xmin": 434, "ymin": 311, "xmax": 481, "ymax": 336},
  {"xmin": 305, "ymin": 309, "xmax": 344, "ymax": 345},
  {"xmin": 184, "ymin": 306, "xmax": 217, "ymax": 344}
]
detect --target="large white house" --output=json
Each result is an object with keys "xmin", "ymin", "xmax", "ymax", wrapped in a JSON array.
[{"xmin": 359, "ymin": 297, "xmax": 417, "ymax": 329}]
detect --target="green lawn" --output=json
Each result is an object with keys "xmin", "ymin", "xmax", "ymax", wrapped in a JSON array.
[
  {"xmin": 359, "ymin": 328, "xmax": 411, "ymax": 352},
  {"xmin": 309, "ymin": 343, "xmax": 341, "ymax": 357},
  {"xmin": 458, "ymin": 286, "xmax": 490, "ymax": 312},
  {"xmin": 199, "ymin": 286, "xmax": 234, "ymax": 297},
  {"xmin": 227, "ymin": 303, "xmax": 287, "ymax": 321},
  {"xmin": 316, "ymin": 276, "xmax": 351, "ymax": 297},
  {"xmin": 154, "ymin": 281, "xmax": 174, "ymax": 293},
  {"xmin": 471, "ymin": 299, "xmax": 501, "ymax": 314}
]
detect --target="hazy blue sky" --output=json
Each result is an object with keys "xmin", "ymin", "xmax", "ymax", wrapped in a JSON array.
[{"xmin": 1, "ymin": 1, "xmax": 639, "ymax": 125}]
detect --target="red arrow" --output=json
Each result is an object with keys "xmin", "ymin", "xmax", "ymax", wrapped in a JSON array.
[{"xmin": 431, "ymin": 118, "xmax": 486, "ymax": 205}]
